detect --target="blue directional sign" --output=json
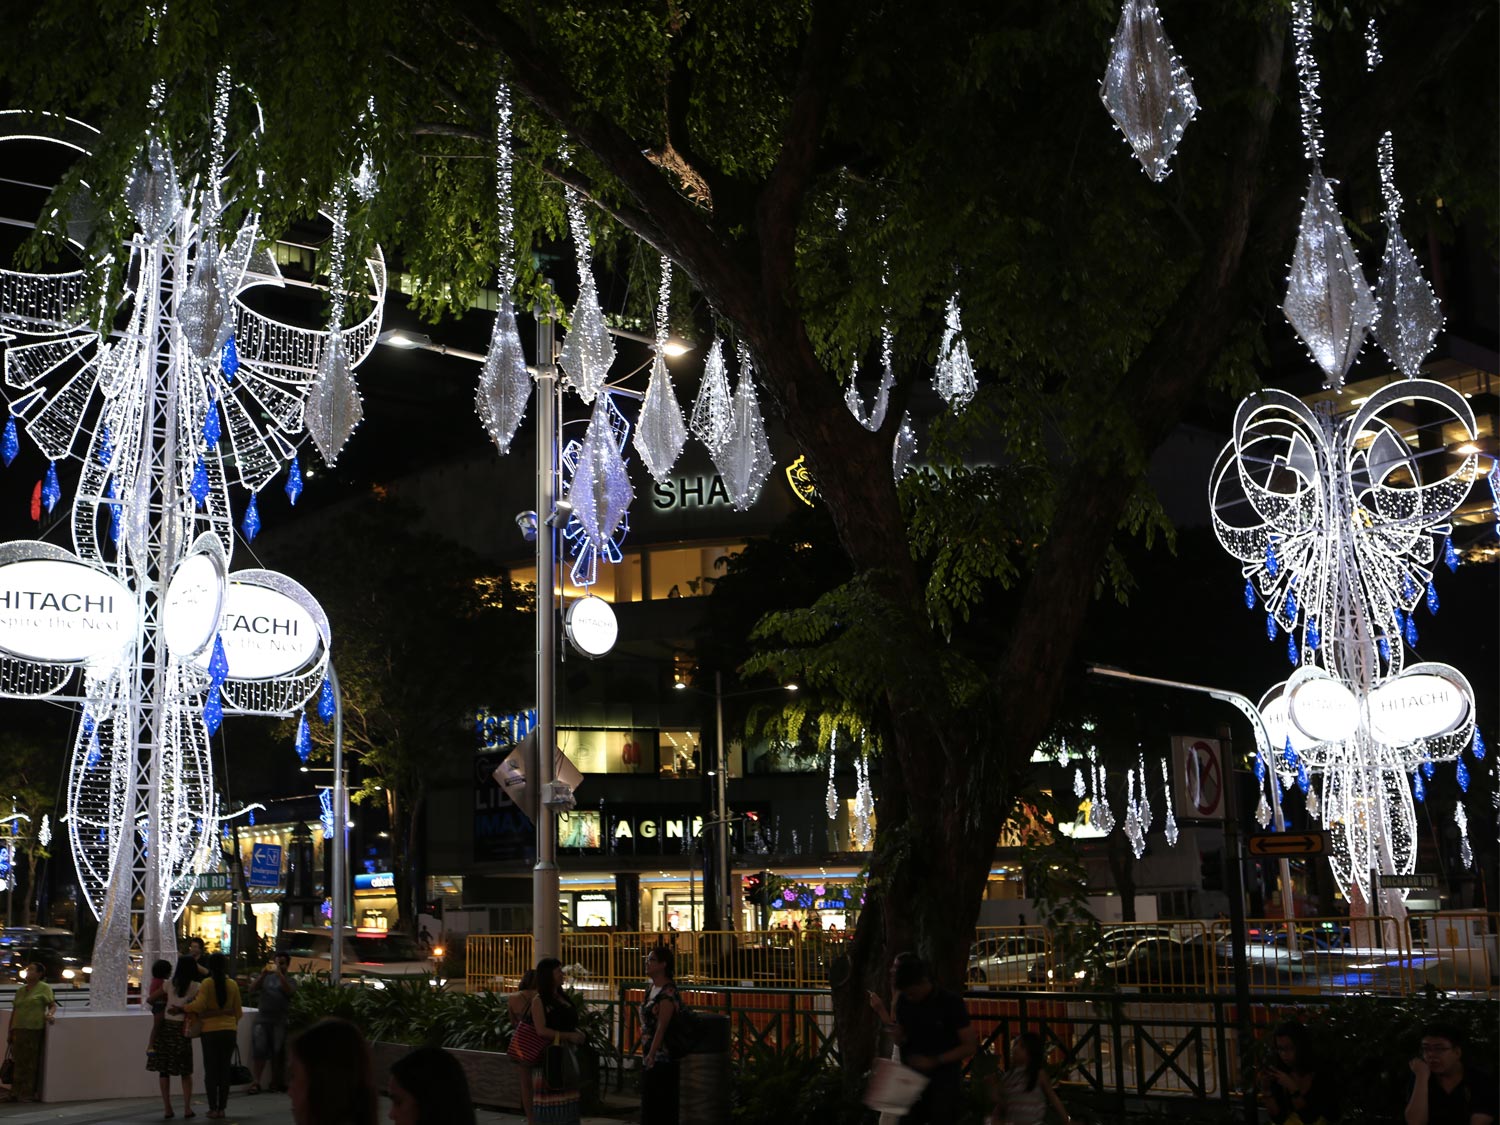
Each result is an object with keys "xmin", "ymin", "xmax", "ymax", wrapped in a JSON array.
[{"xmin": 248, "ymin": 843, "xmax": 283, "ymax": 888}]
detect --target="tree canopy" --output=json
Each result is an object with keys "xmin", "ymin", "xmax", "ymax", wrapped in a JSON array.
[{"xmin": 1, "ymin": 0, "xmax": 1494, "ymax": 1070}]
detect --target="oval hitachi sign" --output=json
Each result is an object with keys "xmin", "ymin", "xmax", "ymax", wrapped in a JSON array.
[{"xmin": 0, "ymin": 544, "xmax": 135, "ymax": 665}]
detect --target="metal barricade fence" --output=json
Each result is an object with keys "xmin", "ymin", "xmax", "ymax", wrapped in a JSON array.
[
  {"xmin": 1407, "ymin": 911, "xmax": 1498, "ymax": 996},
  {"xmin": 464, "ymin": 932, "xmax": 533, "ymax": 994}
]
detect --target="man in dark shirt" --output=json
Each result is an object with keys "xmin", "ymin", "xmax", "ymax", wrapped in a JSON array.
[
  {"xmin": 868, "ymin": 952, "xmax": 978, "ymax": 1123},
  {"xmin": 1405, "ymin": 1022, "xmax": 1498, "ymax": 1125}
]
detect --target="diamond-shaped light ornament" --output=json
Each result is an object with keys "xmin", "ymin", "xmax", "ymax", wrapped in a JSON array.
[
  {"xmin": 2, "ymin": 416, "xmax": 17, "ymax": 467},
  {"xmin": 633, "ymin": 353, "xmax": 688, "ymax": 483},
  {"xmin": 714, "ymin": 350, "xmax": 773, "ymax": 511},
  {"xmin": 189, "ymin": 456, "xmax": 211, "ymax": 508},
  {"xmin": 475, "ymin": 302, "xmax": 532, "ymax": 455},
  {"xmin": 125, "ymin": 139, "xmax": 184, "ymax": 242},
  {"xmin": 689, "ymin": 338, "xmax": 734, "ymax": 456},
  {"xmin": 177, "ymin": 243, "xmax": 237, "ymax": 362},
  {"xmin": 557, "ymin": 274, "xmax": 614, "ymax": 405},
  {"xmin": 567, "ymin": 395, "xmax": 634, "ymax": 549},
  {"xmin": 241, "ymin": 492, "xmax": 261, "ymax": 541},
  {"xmin": 1099, "ymin": 0, "xmax": 1199, "ymax": 182},
  {"xmin": 1283, "ymin": 167, "xmax": 1378, "ymax": 390},
  {"xmin": 285, "ymin": 457, "xmax": 303, "ymax": 505},
  {"xmin": 41, "ymin": 460, "xmax": 60, "ymax": 513},
  {"xmin": 318, "ymin": 676, "xmax": 337, "ymax": 724},
  {"xmin": 933, "ymin": 293, "xmax": 977, "ymax": 411},
  {"xmin": 1373, "ymin": 226, "xmax": 1442, "ymax": 379},
  {"xmin": 295, "ymin": 713, "xmax": 313, "ymax": 763},
  {"xmin": 305, "ymin": 332, "xmax": 364, "ymax": 466}
]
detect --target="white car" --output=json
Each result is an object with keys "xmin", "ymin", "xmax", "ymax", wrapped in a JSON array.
[
  {"xmin": 967, "ymin": 935, "xmax": 1048, "ymax": 986},
  {"xmin": 278, "ymin": 930, "xmax": 436, "ymax": 986}
]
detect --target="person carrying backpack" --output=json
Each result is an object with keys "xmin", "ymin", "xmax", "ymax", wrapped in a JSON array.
[{"xmin": 639, "ymin": 944, "xmax": 690, "ymax": 1124}]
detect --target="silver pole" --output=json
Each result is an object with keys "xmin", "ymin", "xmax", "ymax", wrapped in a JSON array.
[
  {"xmin": 330, "ymin": 662, "xmax": 345, "ymax": 986},
  {"xmin": 714, "ymin": 671, "xmax": 731, "ymax": 930},
  {"xmin": 532, "ymin": 315, "xmax": 560, "ymax": 961}
]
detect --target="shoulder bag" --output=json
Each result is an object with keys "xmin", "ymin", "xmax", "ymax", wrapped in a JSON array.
[
  {"xmin": 543, "ymin": 1038, "xmax": 580, "ymax": 1092},
  {"xmin": 1, "ymin": 1043, "xmax": 14, "ymax": 1086},
  {"xmin": 506, "ymin": 1013, "xmax": 547, "ymax": 1066}
]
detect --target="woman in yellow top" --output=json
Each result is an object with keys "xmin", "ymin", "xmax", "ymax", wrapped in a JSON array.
[
  {"xmin": 185, "ymin": 952, "xmax": 243, "ymax": 1120},
  {"xmin": 4, "ymin": 962, "xmax": 56, "ymax": 1102}
]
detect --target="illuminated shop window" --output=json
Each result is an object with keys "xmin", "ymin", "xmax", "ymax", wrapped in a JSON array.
[
  {"xmin": 659, "ymin": 730, "xmax": 703, "ymax": 777},
  {"xmin": 508, "ymin": 553, "xmax": 643, "ymax": 603},
  {"xmin": 557, "ymin": 728, "xmax": 657, "ymax": 774},
  {"xmin": 647, "ymin": 543, "xmax": 744, "ymax": 600}
]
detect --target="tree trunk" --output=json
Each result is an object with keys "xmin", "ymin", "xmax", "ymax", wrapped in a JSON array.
[
  {"xmin": 386, "ymin": 785, "xmax": 408, "ymax": 933},
  {"xmin": 1108, "ymin": 834, "xmax": 1138, "ymax": 923}
]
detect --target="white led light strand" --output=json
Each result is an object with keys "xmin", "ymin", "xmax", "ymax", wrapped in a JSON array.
[{"xmin": 632, "ymin": 257, "xmax": 688, "ymax": 482}]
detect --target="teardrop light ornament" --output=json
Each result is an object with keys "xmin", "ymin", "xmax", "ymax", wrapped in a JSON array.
[
  {"xmin": 125, "ymin": 138, "xmax": 184, "ymax": 242},
  {"xmin": 633, "ymin": 352, "xmax": 688, "ymax": 483},
  {"xmin": 1372, "ymin": 134, "xmax": 1443, "ymax": 378},
  {"xmin": 713, "ymin": 347, "xmax": 773, "ymax": 511},
  {"xmin": 1099, "ymin": 0, "xmax": 1199, "ymax": 181},
  {"xmin": 567, "ymin": 394, "xmax": 634, "ymax": 548},
  {"xmin": 933, "ymin": 293, "xmax": 977, "ymax": 411},
  {"xmin": 475, "ymin": 301, "xmax": 532, "ymax": 455},
  {"xmin": 557, "ymin": 193, "xmax": 614, "ymax": 403},
  {"xmin": 892, "ymin": 412, "xmax": 918, "ymax": 482},
  {"xmin": 304, "ymin": 332, "xmax": 364, "ymax": 466},
  {"xmin": 1283, "ymin": 166, "xmax": 1377, "ymax": 390},
  {"xmin": 689, "ymin": 338, "xmax": 734, "ymax": 456}
]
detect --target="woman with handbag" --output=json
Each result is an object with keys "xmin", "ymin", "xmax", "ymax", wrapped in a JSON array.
[
  {"xmin": 151, "ymin": 957, "xmax": 200, "ymax": 1118},
  {"xmin": 524, "ymin": 957, "xmax": 584, "ymax": 1124},
  {"xmin": 3, "ymin": 961, "xmax": 56, "ymax": 1103},
  {"xmin": 185, "ymin": 952, "xmax": 243, "ymax": 1120}
]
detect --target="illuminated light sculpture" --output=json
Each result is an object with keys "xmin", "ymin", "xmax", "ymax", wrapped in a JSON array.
[
  {"xmin": 1211, "ymin": 379, "xmax": 1480, "ymax": 919},
  {"xmin": 1099, "ymin": 0, "xmax": 1198, "ymax": 181},
  {"xmin": 0, "ymin": 107, "xmax": 378, "ymax": 1007},
  {"xmin": 556, "ymin": 190, "xmax": 614, "ymax": 405},
  {"xmin": 561, "ymin": 393, "xmax": 633, "ymax": 588},
  {"xmin": 933, "ymin": 293, "xmax": 977, "ymax": 411},
  {"xmin": 688, "ymin": 338, "xmax": 733, "ymax": 457},
  {"xmin": 632, "ymin": 258, "xmax": 688, "ymax": 482},
  {"xmin": 713, "ymin": 345, "xmax": 773, "ymax": 511}
]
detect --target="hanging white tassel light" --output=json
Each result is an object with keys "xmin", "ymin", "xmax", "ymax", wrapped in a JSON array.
[
  {"xmin": 557, "ymin": 189, "xmax": 614, "ymax": 403},
  {"xmin": 632, "ymin": 257, "xmax": 688, "ymax": 481},
  {"xmin": 713, "ymin": 344, "xmax": 772, "ymax": 510},
  {"xmin": 1161, "ymin": 757, "xmax": 1179, "ymax": 846},
  {"xmin": 1099, "ymin": 0, "xmax": 1199, "ymax": 181},
  {"xmin": 933, "ymin": 292, "xmax": 977, "ymax": 410}
]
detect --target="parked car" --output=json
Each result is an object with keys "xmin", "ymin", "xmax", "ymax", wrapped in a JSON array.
[
  {"xmin": 967, "ymin": 935, "xmax": 1048, "ymax": 986},
  {"xmin": 1104, "ymin": 936, "xmax": 1209, "ymax": 991},
  {"xmin": 278, "ymin": 929, "xmax": 435, "ymax": 986},
  {"xmin": 2, "ymin": 926, "xmax": 93, "ymax": 985}
]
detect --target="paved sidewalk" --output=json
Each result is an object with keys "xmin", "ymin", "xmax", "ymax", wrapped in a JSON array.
[{"xmin": 0, "ymin": 1091, "xmax": 629, "ymax": 1124}]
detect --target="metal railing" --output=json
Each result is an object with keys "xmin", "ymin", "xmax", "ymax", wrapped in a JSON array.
[{"xmin": 465, "ymin": 913, "xmax": 1498, "ymax": 998}]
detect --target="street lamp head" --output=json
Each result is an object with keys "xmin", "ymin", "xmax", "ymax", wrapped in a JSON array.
[
  {"xmin": 376, "ymin": 328, "xmax": 433, "ymax": 350},
  {"xmin": 515, "ymin": 510, "xmax": 539, "ymax": 542},
  {"xmin": 673, "ymin": 681, "xmax": 688, "ymax": 691},
  {"xmin": 661, "ymin": 340, "xmax": 692, "ymax": 358},
  {"xmin": 784, "ymin": 682, "xmax": 799, "ymax": 692}
]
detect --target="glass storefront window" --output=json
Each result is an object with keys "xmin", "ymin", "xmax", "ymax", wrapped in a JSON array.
[
  {"xmin": 509, "ymin": 553, "xmax": 643, "ymax": 603},
  {"xmin": 558, "ymin": 728, "xmax": 656, "ymax": 774},
  {"xmin": 647, "ymin": 543, "xmax": 743, "ymax": 601},
  {"xmin": 659, "ymin": 730, "xmax": 702, "ymax": 777}
]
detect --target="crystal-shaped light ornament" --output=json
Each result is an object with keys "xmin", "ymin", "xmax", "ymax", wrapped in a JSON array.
[
  {"xmin": 41, "ymin": 460, "xmax": 60, "ymax": 513},
  {"xmin": 202, "ymin": 399, "xmax": 222, "ymax": 449},
  {"xmin": 189, "ymin": 456, "xmax": 210, "ymax": 508},
  {"xmin": 892, "ymin": 413, "xmax": 918, "ymax": 482},
  {"xmin": 689, "ymin": 338, "xmax": 733, "ymax": 455},
  {"xmin": 1372, "ymin": 133, "xmax": 1443, "ymax": 378},
  {"xmin": 1457, "ymin": 803, "xmax": 1473, "ymax": 870},
  {"xmin": 1425, "ymin": 580, "xmax": 1439, "ymax": 614},
  {"xmin": 1306, "ymin": 616, "xmax": 1321, "ymax": 650},
  {"xmin": 558, "ymin": 273, "xmax": 614, "ymax": 405},
  {"xmin": 1377, "ymin": 633, "xmax": 1391, "ymax": 663},
  {"xmin": 1265, "ymin": 538, "xmax": 1279, "ymax": 577},
  {"xmin": 241, "ymin": 492, "xmax": 261, "ymax": 541},
  {"xmin": 1099, "ymin": 0, "xmax": 1198, "ymax": 181},
  {"xmin": 1161, "ymin": 758, "xmax": 1179, "ymax": 846},
  {"xmin": 221, "ymin": 336, "xmax": 239, "ymax": 381},
  {"xmin": 1421, "ymin": 758, "xmax": 1434, "ymax": 779},
  {"xmin": 714, "ymin": 348, "xmax": 773, "ymax": 510},
  {"xmin": 1443, "ymin": 535, "xmax": 1461, "ymax": 572},
  {"xmin": 1457, "ymin": 756, "xmax": 1469, "ymax": 793},
  {"xmin": 933, "ymin": 293, "xmax": 977, "ymax": 410},
  {"xmin": 178, "ymin": 243, "xmax": 236, "ymax": 361},
  {"xmin": 1283, "ymin": 166, "xmax": 1378, "ymax": 390},
  {"xmin": 1412, "ymin": 769, "xmax": 1426, "ymax": 802},
  {"xmin": 1296, "ymin": 762, "xmax": 1311, "ymax": 794},
  {"xmin": 1255, "ymin": 793, "xmax": 1272, "ymax": 829},
  {"xmin": 1287, "ymin": 633, "xmax": 1299, "ymax": 664},
  {"xmin": 1403, "ymin": 611, "xmax": 1418, "ymax": 648},
  {"xmin": 1074, "ymin": 767, "xmax": 1086, "ymax": 799},
  {"xmin": 1, "ymin": 417, "xmax": 17, "ymax": 467},
  {"xmin": 295, "ymin": 713, "xmax": 313, "ymax": 762},
  {"xmin": 97, "ymin": 424, "xmax": 114, "ymax": 467},
  {"xmin": 285, "ymin": 457, "xmax": 303, "ymax": 505},
  {"xmin": 1305, "ymin": 782, "xmax": 1320, "ymax": 820},
  {"xmin": 1265, "ymin": 613, "xmax": 1278, "ymax": 642},
  {"xmin": 202, "ymin": 689, "xmax": 224, "ymax": 736},
  {"xmin": 825, "ymin": 752, "xmax": 838, "ymax": 820},
  {"xmin": 1284, "ymin": 584, "xmax": 1298, "ymax": 623},
  {"xmin": 633, "ymin": 352, "xmax": 689, "ymax": 483},
  {"xmin": 567, "ymin": 394, "xmax": 634, "ymax": 548},
  {"xmin": 86, "ymin": 730, "xmax": 102, "ymax": 770},
  {"xmin": 208, "ymin": 635, "xmax": 230, "ymax": 687},
  {"xmin": 1283, "ymin": 737, "xmax": 1299, "ymax": 771},
  {"xmin": 318, "ymin": 676, "xmax": 336, "ymax": 724},
  {"xmin": 1474, "ymin": 728, "xmax": 1487, "ymax": 762},
  {"xmin": 125, "ymin": 138, "xmax": 183, "ymax": 242},
  {"xmin": 1243, "ymin": 580, "xmax": 1256, "ymax": 610},
  {"xmin": 475, "ymin": 302, "xmax": 532, "ymax": 455},
  {"xmin": 1253, "ymin": 751, "xmax": 1267, "ymax": 785},
  {"xmin": 844, "ymin": 358, "xmax": 893, "ymax": 432},
  {"xmin": 305, "ymin": 332, "xmax": 364, "ymax": 466}
]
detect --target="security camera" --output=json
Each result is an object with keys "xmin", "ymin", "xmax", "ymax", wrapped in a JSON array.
[
  {"xmin": 515, "ymin": 511, "xmax": 539, "ymax": 542},
  {"xmin": 545, "ymin": 499, "xmax": 574, "ymax": 528}
]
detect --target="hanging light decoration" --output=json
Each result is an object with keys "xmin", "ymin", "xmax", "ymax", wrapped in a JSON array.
[
  {"xmin": 825, "ymin": 732, "xmax": 839, "ymax": 821},
  {"xmin": 1160, "ymin": 757, "xmax": 1178, "ymax": 846},
  {"xmin": 933, "ymin": 293, "xmax": 976, "ymax": 410},
  {"xmin": 892, "ymin": 412, "xmax": 918, "ymax": 482},
  {"xmin": 633, "ymin": 257, "xmax": 688, "ymax": 482},
  {"xmin": 689, "ymin": 337, "xmax": 734, "ymax": 456},
  {"xmin": 566, "ymin": 393, "xmax": 634, "ymax": 554},
  {"xmin": 1099, "ymin": 0, "xmax": 1198, "ymax": 181},
  {"xmin": 1456, "ymin": 802, "xmax": 1472, "ymax": 870},
  {"xmin": 557, "ymin": 189, "xmax": 614, "ymax": 403},
  {"xmin": 474, "ymin": 81, "xmax": 532, "ymax": 457},
  {"xmin": 304, "ymin": 191, "xmax": 365, "ymax": 464},
  {"xmin": 712, "ymin": 344, "xmax": 773, "ymax": 510},
  {"xmin": 1282, "ymin": 0, "xmax": 1376, "ymax": 390},
  {"xmin": 852, "ymin": 752, "xmax": 875, "ymax": 851}
]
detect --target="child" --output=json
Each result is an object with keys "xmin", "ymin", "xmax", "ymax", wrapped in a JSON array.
[
  {"xmin": 145, "ymin": 959, "xmax": 173, "ymax": 1066},
  {"xmin": 988, "ymin": 1033, "xmax": 1072, "ymax": 1125}
]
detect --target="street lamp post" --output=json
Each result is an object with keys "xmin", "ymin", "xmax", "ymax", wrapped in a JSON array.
[
  {"xmin": 329, "ymin": 661, "xmax": 347, "ymax": 985},
  {"xmin": 533, "ymin": 315, "xmax": 560, "ymax": 962},
  {"xmin": 714, "ymin": 672, "xmax": 730, "ymax": 931}
]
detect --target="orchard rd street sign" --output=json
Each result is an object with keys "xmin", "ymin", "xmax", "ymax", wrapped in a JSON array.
[{"xmin": 1247, "ymin": 831, "xmax": 1326, "ymax": 857}]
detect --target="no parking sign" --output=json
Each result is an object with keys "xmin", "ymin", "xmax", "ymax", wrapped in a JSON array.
[{"xmin": 1170, "ymin": 735, "xmax": 1225, "ymax": 820}]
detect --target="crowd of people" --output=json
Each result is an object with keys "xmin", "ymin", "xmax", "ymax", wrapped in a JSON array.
[{"xmin": 4, "ymin": 937, "xmax": 1497, "ymax": 1123}]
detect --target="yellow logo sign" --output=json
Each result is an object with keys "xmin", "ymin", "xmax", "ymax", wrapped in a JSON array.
[{"xmin": 784, "ymin": 456, "xmax": 817, "ymax": 507}]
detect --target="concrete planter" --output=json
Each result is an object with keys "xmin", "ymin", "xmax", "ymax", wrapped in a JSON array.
[{"xmin": 371, "ymin": 1042, "xmax": 524, "ymax": 1110}]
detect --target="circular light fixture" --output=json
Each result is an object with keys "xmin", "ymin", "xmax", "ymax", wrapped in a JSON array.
[{"xmin": 564, "ymin": 595, "xmax": 618, "ymax": 658}]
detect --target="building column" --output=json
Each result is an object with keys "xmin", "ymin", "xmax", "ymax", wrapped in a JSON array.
[{"xmin": 614, "ymin": 872, "xmax": 640, "ymax": 933}]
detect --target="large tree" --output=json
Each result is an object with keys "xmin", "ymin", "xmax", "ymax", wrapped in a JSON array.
[{"xmin": 1, "ymin": 0, "xmax": 1493, "ymax": 1071}]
